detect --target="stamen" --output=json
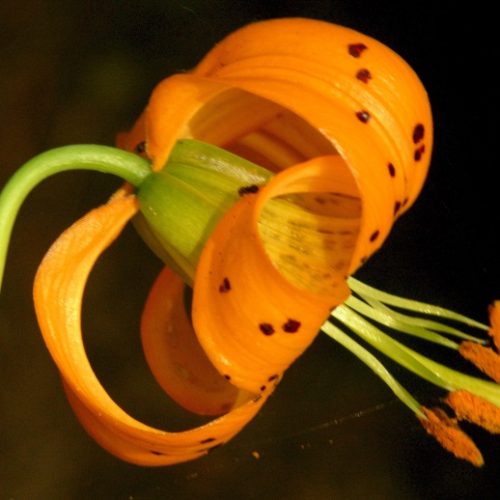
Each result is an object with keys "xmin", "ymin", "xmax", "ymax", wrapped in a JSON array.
[
  {"xmin": 347, "ymin": 277, "xmax": 489, "ymax": 332},
  {"xmin": 419, "ymin": 407, "xmax": 484, "ymax": 467},
  {"xmin": 344, "ymin": 295, "xmax": 460, "ymax": 348},
  {"xmin": 322, "ymin": 321, "xmax": 423, "ymax": 415},
  {"xmin": 331, "ymin": 305, "xmax": 500, "ymax": 408},
  {"xmin": 359, "ymin": 295, "xmax": 485, "ymax": 344},
  {"xmin": 459, "ymin": 341, "xmax": 500, "ymax": 383},
  {"xmin": 446, "ymin": 390, "xmax": 500, "ymax": 434}
]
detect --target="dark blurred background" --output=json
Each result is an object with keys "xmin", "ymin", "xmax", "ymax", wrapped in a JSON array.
[{"xmin": 0, "ymin": 1, "xmax": 498, "ymax": 498}]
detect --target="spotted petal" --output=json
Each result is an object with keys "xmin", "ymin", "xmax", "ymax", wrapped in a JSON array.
[{"xmin": 33, "ymin": 192, "xmax": 267, "ymax": 465}]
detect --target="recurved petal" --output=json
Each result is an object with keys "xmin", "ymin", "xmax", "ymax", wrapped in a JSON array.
[
  {"xmin": 33, "ymin": 192, "xmax": 267, "ymax": 466},
  {"xmin": 192, "ymin": 157, "xmax": 351, "ymax": 394},
  {"xmin": 141, "ymin": 266, "xmax": 252, "ymax": 416},
  {"xmin": 193, "ymin": 18, "xmax": 433, "ymax": 272}
]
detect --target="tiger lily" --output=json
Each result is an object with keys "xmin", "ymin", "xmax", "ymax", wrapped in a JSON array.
[{"xmin": 0, "ymin": 18, "xmax": 498, "ymax": 467}]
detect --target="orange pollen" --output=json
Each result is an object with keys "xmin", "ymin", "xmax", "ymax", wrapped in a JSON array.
[
  {"xmin": 459, "ymin": 341, "xmax": 500, "ymax": 383},
  {"xmin": 446, "ymin": 390, "xmax": 500, "ymax": 434},
  {"xmin": 419, "ymin": 407, "xmax": 484, "ymax": 467},
  {"xmin": 488, "ymin": 301, "xmax": 500, "ymax": 352}
]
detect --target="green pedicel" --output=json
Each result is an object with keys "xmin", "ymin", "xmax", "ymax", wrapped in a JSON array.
[{"xmin": 0, "ymin": 145, "xmax": 151, "ymax": 291}]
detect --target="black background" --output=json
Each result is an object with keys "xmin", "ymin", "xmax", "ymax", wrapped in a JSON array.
[{"xmin": 0, "ymin": 1, "xmax": 498, "ymax": 498}]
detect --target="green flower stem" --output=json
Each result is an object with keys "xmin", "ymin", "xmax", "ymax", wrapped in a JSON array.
[
  {"xmin": 348, "ymin": 277, "xmax": 489, "ymax": 331},
  {"xmin": 331, "ymin": 305, "xmax": 500, "ymax": 407},
  {"xmin": 322, "ymin": 321, "xmax": 424, "ymax": 416},
  {"xmin": 0, "ymin": 145, "xmax": 152, "ymax": 291}
]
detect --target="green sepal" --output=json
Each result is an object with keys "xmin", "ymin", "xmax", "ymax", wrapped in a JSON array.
[{"xmin": 136, "ymin": 139, "xmax": 272, "ymax": 283}]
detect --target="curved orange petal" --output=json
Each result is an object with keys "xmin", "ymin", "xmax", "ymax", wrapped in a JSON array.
[
  {"xmin": 193, "ymin": 19, "xmax": 432, "ymax": 274},
  {"xmin": 144, "ymin": 75, "xmax": 232, "ymax": 169},
  {"xmin": 194, "ymin": 17, "xmax": 432, "ymax": 203},
  {"xmin": 141, "ymin": 266, "xmax": 251, "ymax": 415},
  {"xmin": 193, "ymin": 158, "xmax": 351, "ymax": 394},
  {"xmin": 33, "ymin": 193, "xmax": 267, "ymax": 466}
]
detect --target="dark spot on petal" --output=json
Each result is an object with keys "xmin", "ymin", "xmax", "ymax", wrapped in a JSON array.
[
  {"xmin": 259, "ymin": 323, "xmax": 275, "ymax": 336},
  {"xmin": 369, "ymin": 230, "xmax": 380, "ymax": 242},
  {"xmin": 260, "ymin": 385, "xmax": 267, "ymax": 392},
  {"xmin": 394, "ymin": 201, "xmax": 402, "ymax": 215},
  {"xmin": 414, "ymin": 144, "xmax": 425, "ymax": 162},
  {"xmin": 356, "ymin": 110, "xmax": 371, "ymax": 123},
  {"xmin": 268, "ymin": 374, "xmax": 279, "ymax": 382},
  {"xmin": 356, "ymin": 68, "xmax": 372, "ymax": 83},
  {"xmin": 200, "ymin": 437, "xmax": 216, "ymax": 444},
  {"xmin": 134, "ymin": 141, "xmax": 146, "ymax": 154},
  {"xmin": 361, "ymin": 256, "xmax": 368, "ymax": 264},
  {"xmin": 348, "ymin": 43, "xmax": 368, "ymax": 58},
  {"xmin": 388, "ymin": 162, "xmax": 396, "ymax": 177},
  {"xmin": 283, "ymin": 319, "xmax": 301, "ymax": 333},
  {"xmin": 402, "ymin": 197, "xmax": 409, "ymax": 207},
  {"xmin": 238, "ymin": 184, "xmax": 260, "ymax": 196},
  {"xmin": 413, "ymin": 123, "xmax": 425, "ymax": 144},
  {"xmin": 224, "ymin": 374, "xmax": 231, "ymax": 381},
  {"xmin": 253, "ymin": 394, "xmax": 263, "ymax": 403},
  {"xmin": 218, "ymin": 277, "xmax": 231, "ymax": 293},
  {"xmin": 150, "ymin": 450, "xmax": 165, "ymax": 456}
]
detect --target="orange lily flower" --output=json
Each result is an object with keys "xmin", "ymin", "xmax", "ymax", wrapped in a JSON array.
[{"xmin": 1, "ymin": 18, "xmax": 498, "ymax": 467}]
